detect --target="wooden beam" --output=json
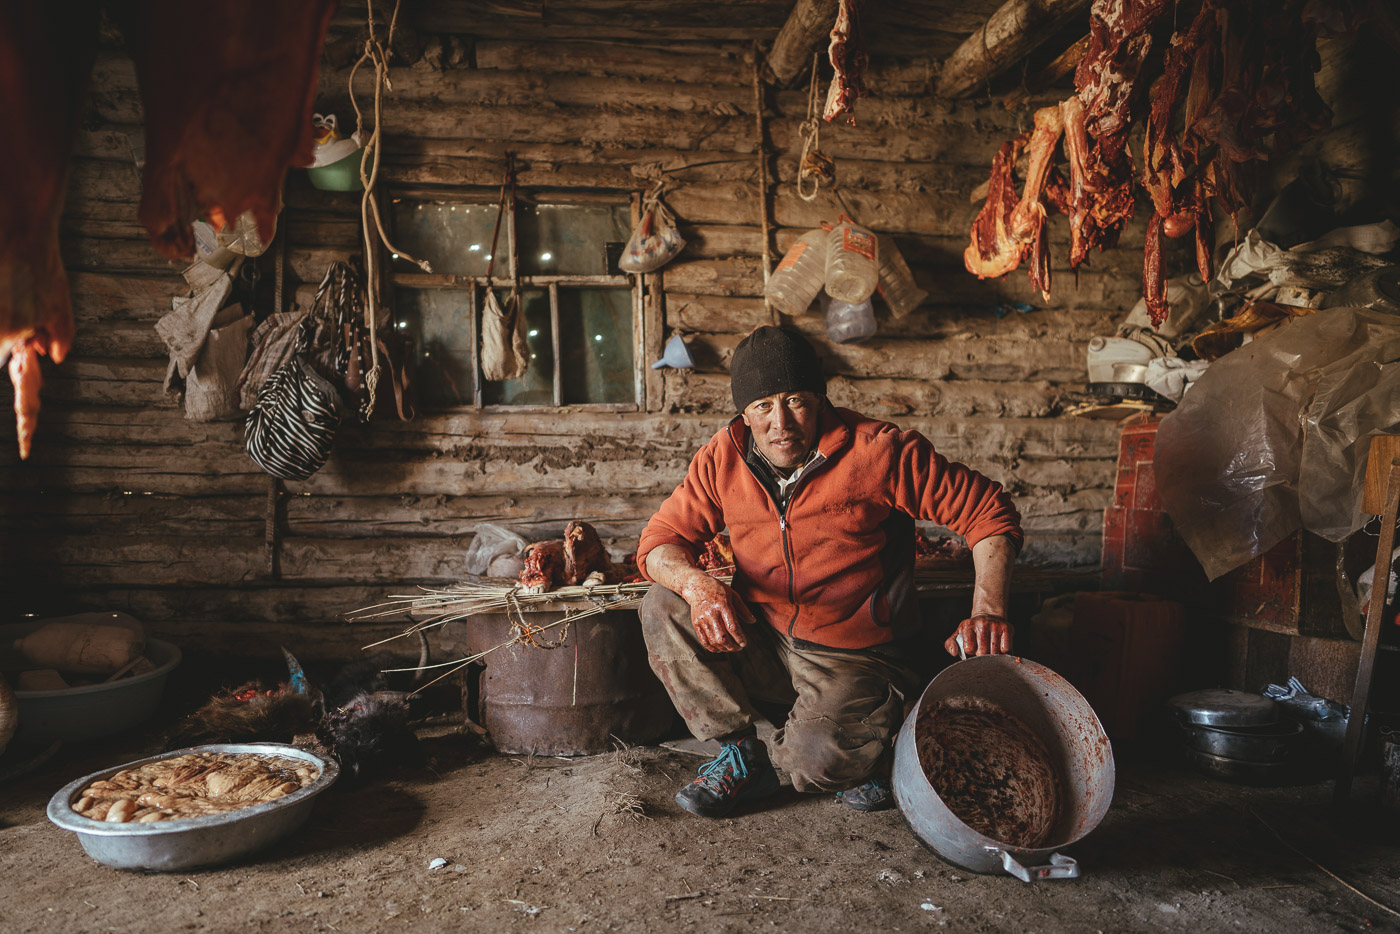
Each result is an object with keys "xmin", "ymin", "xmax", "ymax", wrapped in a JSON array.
[
  {"xmin": 935, "ymin": 0, "xmax": 1089, "ymax": 100},
  {"xmin": 1002, "ymin": 33, "xmax": 1090, "ymax": 110},
  {"xmin": 762, "ymin": 0, "xmax": 838, "ymax": 87}
]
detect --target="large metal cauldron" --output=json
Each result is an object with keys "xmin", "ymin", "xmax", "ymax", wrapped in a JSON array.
[
  {"xmin": 892, "ymin": 655, "xmax": 1115, "ymax": 881},
  {"xmin": 457, "ymin": 608, "xmax": 673, "ymax": 756}
]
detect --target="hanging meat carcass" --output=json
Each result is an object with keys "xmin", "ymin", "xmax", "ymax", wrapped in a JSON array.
[
  {"xmin": 1010, "ymin": 106, "xmax": 1066, "ymax": 301},
  {"xmin": 823, "ymin": 0, "xmax": 869, "ymax": 125},
  {"xmin": 116, "ymin": 0, "xmax": 337, "ymax": 260},
  {"xmin": 0, "ymin": 0, "xmax": 336, "ymax": 460},
  {"xmin": 964, "ymin": 135, "xmax": 1031, "ymax": 281},
  {"xmin": 0, "ymin": 2, "xmax": 100, "ymax": 460}
]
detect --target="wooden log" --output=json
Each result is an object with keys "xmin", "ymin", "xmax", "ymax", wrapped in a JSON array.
[
  {"xmin": 663, "ymin": 371, "xmax": 1061, "ymax": 419},
  {"xmin": 666, "ymin": 291, "xmax": 1120, "ymax": 340},
  {"xmin": 1001, "ymin": 33, "xmax": 1090, "ymax": 110},
  {"xmin": 407, "ymin": 0, "xmax": 789, "ymax": 40},
  {"xmin": 0, "ymin": 490, "xmax": 667, "ymax": 540},
  {"xmin": 935, "ymin": 0, "xmax": 1091, "ymax": 100},
  {"xmin": 763, "ymin": 0, "xmax": 838, "ymax": 87}
]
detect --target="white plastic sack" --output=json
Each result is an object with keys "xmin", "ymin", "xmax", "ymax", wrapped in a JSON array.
[
  {"xmin": 465, "ymin": 523, "xmax": 529, "ymax": 576},
  {"xmin": 1155, "ymin": 306, "xmax": 1400, "ymax": 580},
  {"xmin": 1143, "ymin": 357, "xmax": 1210, "ymax": 403},
  {"xmin": 619, "ymin": 197, "xmax": 685, "ymax": 274}
]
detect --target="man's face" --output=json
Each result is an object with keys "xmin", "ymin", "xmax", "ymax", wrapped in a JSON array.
[{"xmin": 742, "ymin": 391, "xmax": 822, "ymax": 469}]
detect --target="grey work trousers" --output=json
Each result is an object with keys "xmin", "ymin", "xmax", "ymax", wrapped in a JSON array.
[{"xmin": 639, "ymin": 585, "xmax": 920, "ymax": 793}]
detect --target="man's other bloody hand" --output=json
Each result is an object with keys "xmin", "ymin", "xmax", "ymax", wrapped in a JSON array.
[{"xmin": 944, "ymin": 614, "xmax": 1013, "ymax": 657}]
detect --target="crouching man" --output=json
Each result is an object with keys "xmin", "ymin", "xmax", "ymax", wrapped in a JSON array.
[{"xmin": 637, "ymin": 326, "xmax": 1022, "ymax": 817}]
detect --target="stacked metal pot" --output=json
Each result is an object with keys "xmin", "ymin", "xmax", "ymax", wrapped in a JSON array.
[{"xmin": 1168, "ymin": 689, "xmax": 1308, "ymax": 784}]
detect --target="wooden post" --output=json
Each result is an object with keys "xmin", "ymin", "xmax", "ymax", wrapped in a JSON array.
[
  {"xmin": 265, "ymin": 475, "xmax": 283, "ymax": 579},
  {"xmin": 1335, "ymin": 448, "xmax": 1400, "ymax": 806},
  {"xmin": 753, "ymin": 47, "xmax": 777, "ymax": 326},
  {"xmin": 762, "ymin": 0, "xmax": 839, "ymax": 87},
  {"xmin": 935, "ymin": 0, "xmax": 1090, "ymax": 100}
]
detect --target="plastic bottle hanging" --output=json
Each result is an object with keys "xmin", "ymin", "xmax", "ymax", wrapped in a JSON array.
[
  {"xmin": 765, "ymin": 228, "xmax": 830, "ymax": 316},
  {"xmin": 824, "ymin": 214, "xmax": 879, "ymax": 305}
]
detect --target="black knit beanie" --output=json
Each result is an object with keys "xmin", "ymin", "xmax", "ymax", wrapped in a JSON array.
[{"xmin": 730, "ymin": 326, "xmax": 826, "ymax": 412}]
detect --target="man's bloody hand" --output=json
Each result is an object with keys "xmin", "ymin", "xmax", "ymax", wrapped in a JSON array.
[
  {"xmin": 944, "ymin": 614, "xmax": 1013, "ymax": 657},
  {"xmin": 684, "ymin": 575, "xmax": 754, "ymax": 653}
]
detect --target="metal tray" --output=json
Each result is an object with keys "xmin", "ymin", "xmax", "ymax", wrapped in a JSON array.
[{"xmin": 47, "ymin": 743, "xmax": 338, "ymax": 872}]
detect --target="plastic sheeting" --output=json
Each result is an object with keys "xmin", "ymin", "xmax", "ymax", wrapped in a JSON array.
[{"xmin": 1155, "ymin": 306, "xmax": 1400, "ymax": 580}]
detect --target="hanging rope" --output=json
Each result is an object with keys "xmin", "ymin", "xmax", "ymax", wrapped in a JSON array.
[
  {"xmin": 798, "ymin": 52, "xmax": 836, "ymax": 202},
  {"xmin": 348, "ymin": 0, "xmax": 430, "ymax": 419}
]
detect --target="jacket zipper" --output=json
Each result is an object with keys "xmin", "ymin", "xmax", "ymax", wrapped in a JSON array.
[
  {"xmin": 729, "ymin": 428, "xmax": 831, "ymax": 638},
  {"xmin": 775, "ymin": 457, "xmax": 829, "ymax": 637}
]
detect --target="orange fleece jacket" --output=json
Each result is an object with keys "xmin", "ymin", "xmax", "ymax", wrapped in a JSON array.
[{"xmin": 638, "ymin": 404, "xmax": 1023, "ymax": 650}]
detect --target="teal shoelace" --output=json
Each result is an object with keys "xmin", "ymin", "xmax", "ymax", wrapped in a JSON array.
[{"xmin": 692, "ymin": 744, "xmax": 748, "ymax": 793}]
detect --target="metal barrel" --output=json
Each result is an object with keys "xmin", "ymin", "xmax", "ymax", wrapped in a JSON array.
[{"xmin": 457, "ymin": 608, "xmax": 674, "ymax": 756}]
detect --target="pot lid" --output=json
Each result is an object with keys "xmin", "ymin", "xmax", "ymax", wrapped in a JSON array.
[{"xmin": 1168, "ymin": 689, "xmax": 1279, "ymax": 727}]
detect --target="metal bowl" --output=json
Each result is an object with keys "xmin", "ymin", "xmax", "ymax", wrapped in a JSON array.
[
  {"xmin": 47, "ymin": 743, "xmax": 338, "ymax": 872},
  {"xmin": 1181, "ymin": 747, "xmax": 1302, "ymax": 786},
  {"xmin": 1178, "ymin": 718, "xmax": 1304, "ymax": 762},
  {"xmin": 13, "ymin": 638, "xmax": 181, "ymax": 744}
]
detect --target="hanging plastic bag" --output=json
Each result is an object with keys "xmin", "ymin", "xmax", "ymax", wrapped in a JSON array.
[
  {"xmin": 481, "ymin": 287, "xmax": 529, "ymax": 381},
  {"xmin": 1155, "ymin": 306, "xmax": 1400, "ymax": 580},
  {"xmin": 821, "ymin": 290, "xmax": 877, "ymax": 344},
  {"xmin": 619, "ymin": 189, "xmax": 685, "ymax": 274}
]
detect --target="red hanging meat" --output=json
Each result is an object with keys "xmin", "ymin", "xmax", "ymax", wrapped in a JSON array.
[
  {"xmin": 118, "ymin": 0, "xmax": 338, "ymax": 260},
  {"xmin": 823, "ymin": 0, "xmax": 868, "ymax": 125},
  {"xmin": 0, "ymin": 1, "xmax": 99, "ymax": 459},
  {"xmin": 1010, "ymin": 106, "xmax": 1065, "ymax": 301},
  {"xmin": 964, "ymin": 135, "xmax": 1031, "ymax": 281},
  {"xmin": 1, "ymin": 0, "xmax": 335, "ymax": 461}
]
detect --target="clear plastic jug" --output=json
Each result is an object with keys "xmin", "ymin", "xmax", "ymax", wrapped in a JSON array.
[
  {"xmin": 876, "ymin": 236, "xmax": 928, "ymax": 318},
  {"xmin": 821, "ymin": 290, "xmax": 877, "ymax": 344},
  {"xmin": 766, "ymin": 228, "xmax": 829, "ymax": 316},
  {"xmin": 825, "ymin": 215, "xmax": 879, "ymax": 305}
]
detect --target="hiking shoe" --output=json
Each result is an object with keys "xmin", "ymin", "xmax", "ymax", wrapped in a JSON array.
[
  {"xmin": 837, "ymin": 776, "xmax": 894, "ymax": 812},
  {"xmin": 675, "ymin": 737, "xmax": 780, "ymax": 818}
]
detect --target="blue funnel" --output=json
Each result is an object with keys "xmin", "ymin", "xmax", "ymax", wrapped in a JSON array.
[{"xmin": 651, "ymin": 333, "xmax": 695, "ymax": 370}]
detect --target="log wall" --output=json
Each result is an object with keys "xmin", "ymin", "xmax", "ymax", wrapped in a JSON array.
[{"xmin": 10, "ymin": 12, "xmax": 1311, "ymax": 662}]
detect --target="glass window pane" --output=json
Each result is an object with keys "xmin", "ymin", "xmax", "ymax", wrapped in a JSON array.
[
  {"xmin": 395, "ymin": 288, "xmax": 474, "ymax": 408},
  {"xmin": 483, "ymin": 289, "xmax": 554, "ymax": 405},
  {"xmin": 516, "ymin": 204, "xmax": 631, "ymax": 276},
  {"xmin": 390, "ymin": 201, "xmax": 510, "ymax": 277},
  {"xmin": 559, "ymin": 288, "xmax": 635, "ymax": 405}
]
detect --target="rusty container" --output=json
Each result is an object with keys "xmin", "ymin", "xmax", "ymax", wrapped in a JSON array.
[{"xmin": 457, "ymin": 608, "xmax": 674, "ymax": 756}]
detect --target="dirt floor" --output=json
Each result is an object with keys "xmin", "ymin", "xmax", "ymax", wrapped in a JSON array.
[{"xmin": 4, "ymin": 710, "xmax": 1400, "ymax": 934}]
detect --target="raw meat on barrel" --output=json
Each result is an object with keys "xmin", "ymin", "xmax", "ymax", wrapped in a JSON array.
[
  {"xmin": 519, "ymin": 540, "xmax": 567, "ymax": 594},
  {"xmin": 563, "ymin": 520, "xmax": 612, "ymax": 586}
]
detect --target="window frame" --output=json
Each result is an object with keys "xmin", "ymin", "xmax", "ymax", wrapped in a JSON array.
[{"xmin": 383, "ymin": 186, "xmax": 653, "ymax": 413}]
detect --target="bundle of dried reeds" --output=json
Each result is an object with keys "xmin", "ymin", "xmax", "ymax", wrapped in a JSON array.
[{"xmin": 346, "ymin": 573, "xmax": 732, "ymax": 693}]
